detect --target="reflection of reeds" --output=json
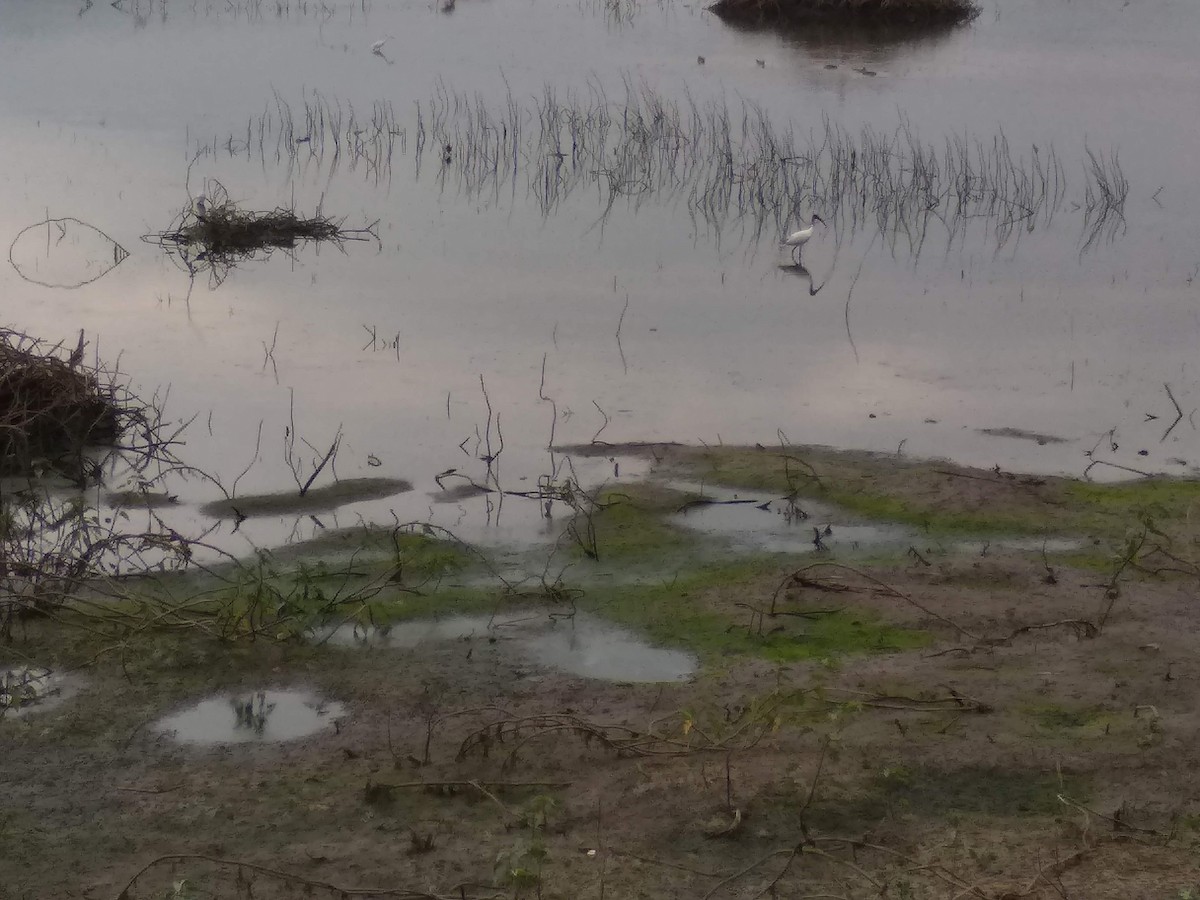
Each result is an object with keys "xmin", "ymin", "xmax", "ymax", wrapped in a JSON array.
[
  {"xmin": 232, "ymin": 692, "xmax": 275, "ymax": 735},
  {"xmin": 1081, "ymin": 146, "xmax": 1128, "ymax": 254},
  {"xmin": 199, "ymin": 83, "xmax": 1127, "ymax": 258},
  {"xmin": 108, "ymin": 0, "xmax": 368, "ymax": 25},
  {"xmin": 191, "ymin": 89, "xmax": 404, "ymax": 187}
]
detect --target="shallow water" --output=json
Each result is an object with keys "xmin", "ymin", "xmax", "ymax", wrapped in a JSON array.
[
  {"xmin": 153, "ymin": 689, "xmax": 347, "ymax": 744},
  {"xmin": 0, "ymin": 665, "xmax": 76, "ymax": 718},
  {"xmin": 2, "ymin": 0, "xmax": 1198, "ymax": 553},
  {"xmin": 323, "ymin": 611, "xmax": 696, "ymax": 682},
  {"xmin": 667, "ymin": 479, "xmax": 911, "ymax": 553}
]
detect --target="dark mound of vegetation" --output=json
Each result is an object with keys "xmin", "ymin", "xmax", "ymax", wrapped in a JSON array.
[
  {"xmin": 175, "ymin": 204, "xmax": 340, "ymax": 255},
  {"xmin": 0, "ymin": 328, "xmax": 122, "ymax": 476},
  {"xmin": 717, "ymin": 9, "xmax": 965, "ymax": 47},
  {"xmin": 144, "ymin": 182, "xmax": 377, "ymax": 288},
  {"xmin": 710, "ymin": 0, "xmax": 978, "ymax": 27}
]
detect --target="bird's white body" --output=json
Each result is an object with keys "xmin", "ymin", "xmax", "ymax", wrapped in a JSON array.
[
  {"xmin": 782, "ymin": 214, "xmax": 825, "ymax": 261},
  {"xmin": 782, "ymin": 214, "xmax": 825, "ymax": 248},
  {"xmin": 371, "ymin": 37, "xmax": 391, "ymax": 54},
  {"xmin": 194, "ymin": 192, "xmax": 207, "ymax": 217}
]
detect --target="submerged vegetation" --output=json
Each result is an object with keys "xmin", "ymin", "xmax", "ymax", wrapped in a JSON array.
[{"xmin": 193, "ymin": 83, "xmax": 1127, "ymax": 260}]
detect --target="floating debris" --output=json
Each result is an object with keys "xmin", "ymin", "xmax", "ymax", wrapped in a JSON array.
[{"xmin": 8, "ymin": 217, "xmax": 129, "ymax": 289}]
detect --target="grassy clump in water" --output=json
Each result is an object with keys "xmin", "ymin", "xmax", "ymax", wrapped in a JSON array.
[
  {"xmin": 145, "ymin": 181, "xmax": 376, "ymax": 286},
  {"xmin": 175, "ymin": 203, "xmax": 339, "ymax": 255}
]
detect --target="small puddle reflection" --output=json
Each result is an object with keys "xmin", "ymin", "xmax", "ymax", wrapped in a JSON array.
[
  {"xmin": 322, "ymin": 612, "xmax": 695, "ymax": 683},
  {"xmin": 153, "ymin": 690, "xmax": 346, "ymax": 744},
  {"xmin": 954, "ymin": 537, "xmax": 1084, "ymax": 555},
  {"xmin": 669, "ymin": 484, "xmax": 909, "ymax": 554},
  {"xmin": 1, "ymin": 665, "xmax": 75, "ymax": 718}
]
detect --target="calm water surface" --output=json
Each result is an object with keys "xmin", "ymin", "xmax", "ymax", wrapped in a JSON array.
[{"xmin": 1, "ymin": 0, "xmax": 1197, "ymax": 550}]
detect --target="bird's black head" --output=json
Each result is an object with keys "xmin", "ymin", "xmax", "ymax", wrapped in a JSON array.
[{"xmin": 812, "ymin": 214, "xmax": 826, "ymax": 226}]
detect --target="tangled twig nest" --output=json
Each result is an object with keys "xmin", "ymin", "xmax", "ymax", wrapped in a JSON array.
[{"xmin": 0, "ymin": 328, "xmax": 123, "ymax": 477}]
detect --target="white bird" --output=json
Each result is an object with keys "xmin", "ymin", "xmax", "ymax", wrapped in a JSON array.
[
  {"xmin": 371, "ymin": 36, "xmax": 393, "ymax": 55},
  {"xmin": 782, "ymin": 214, "xmax": 825, "ymax": 262},
  {"xmin": 194, "ymin": 192, "xmax": 207, "ymax": 218}
]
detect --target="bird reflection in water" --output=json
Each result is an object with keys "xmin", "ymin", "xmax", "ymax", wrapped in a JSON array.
[{"xmin": 777, "ymin": 261, "xmax": 824, "ymax": 296}]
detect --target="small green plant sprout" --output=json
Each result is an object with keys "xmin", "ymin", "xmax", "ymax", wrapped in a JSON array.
[
  {"xmin": 493, "ymin": 793, "xmax": 559, "ymax": 897},
  {"xmin": 495, "ymin": 837, "xmax": 549, "ymax": 899},
  {"xmin": 520, "ymin": 793, "xmax": 559, "ymax": 831}
]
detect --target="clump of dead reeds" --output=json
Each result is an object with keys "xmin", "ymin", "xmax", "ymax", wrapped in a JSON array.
[
  {"xmin": 0, "ymin": 328, "xmax": 122, "ymax": 477},
  {"xmin": 144, "ymin": 181, "xmax": 377, "ymax": 287},
  {"xmin": 175, "ymin": 201, "xmax": 340, "ymax": 255},
  {"xmin": 709, "ymin": 0, "xmax": 979, "ymax": 25}
]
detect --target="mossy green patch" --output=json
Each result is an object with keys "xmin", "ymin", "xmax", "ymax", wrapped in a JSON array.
[
  {"xmin": 763, "ymin": 765, "xmax": 1089, "ymax": 835},
  {"xmin": 1024, "ymin": 702, "xmax": 1110, "ymax": 732},
  {"xmin": 199, "ymin": 476, "xmax": 412, "ymax": 519},
  {"xmin": 102, "ymin": 530, "xmax": 478, "ymax": 642},
  {"xmin": 870, "ymin": 765, "xmax": 1088, "ymax": 818},
  {"xmin": 670, "ymin": 445, "xmax": 1062, "ymax": 535},
  {"xmin": 1064, "ymin": 478, "xmax": 1200, "ymax": 530},
  {"xmin": 565, "ymin": 443, "xmax": 1200, "ymax": 545},
  {"xmin": 582, "ymin": 487, "xmax": 696, "ymax": 562},
  {"xmin": 585, "ymin": 563, "xmax": 929, "ymax": 663}
]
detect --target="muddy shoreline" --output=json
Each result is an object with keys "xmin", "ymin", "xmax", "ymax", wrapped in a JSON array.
[{"xmin": 5, "ymin": 444, "xmax": 1200, "ymax": 898}]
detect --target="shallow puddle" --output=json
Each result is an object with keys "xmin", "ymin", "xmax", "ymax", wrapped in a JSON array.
[
  {"xmin": 0, "ymin": 665, "xmax": 75, "ymax": 718},
  {"xmin": 670, "ymin": 487, "xmax": 1086, "ymax": 557},
  {"xmin": 669, "ymin": 484, "xmax": 910, "ymax": 554},
  {"xmin": 153, "ymin": 690, "xmax": 346, "ymax": 744},
  {"xmin": 953, "ymin": 537, "xmax": 1084, "ymax": 555},
  {"xmin": 322, "ymin": 612, "xmax": 695, "ymax": 683}
]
